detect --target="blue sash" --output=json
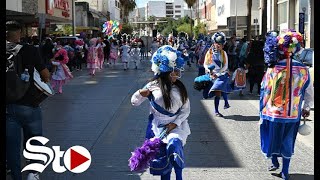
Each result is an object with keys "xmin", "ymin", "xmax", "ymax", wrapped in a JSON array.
[{"xmin": 147, "ymin": 94, "xmax": 181, "ymax": 117}]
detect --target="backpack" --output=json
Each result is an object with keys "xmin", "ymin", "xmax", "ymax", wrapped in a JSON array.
[
  {"xmin": 6, "ymin": 43, "xmax": 30, "ymax": 103},
  {"xmin": 234, "ymin": 68, "xmax": 246, "ymax": 88}
]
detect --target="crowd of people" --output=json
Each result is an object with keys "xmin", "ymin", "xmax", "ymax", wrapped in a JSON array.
[{"xmin": 6, "ymin": 19, "xmax": 313, "ymax": 180}]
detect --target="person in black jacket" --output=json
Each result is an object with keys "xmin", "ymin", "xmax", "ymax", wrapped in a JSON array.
[
  {"xmin": 246, "ymin": 39, "xmax": 265, "ymax": 96},
  {"xmin": 6, "ymin": 21, "xmax": 50, "ymax": 180}
]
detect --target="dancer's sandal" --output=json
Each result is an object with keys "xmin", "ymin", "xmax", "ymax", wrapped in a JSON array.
[{"xmin": 268, "ymin": 165, "xmax": 279, "ymax": 171}]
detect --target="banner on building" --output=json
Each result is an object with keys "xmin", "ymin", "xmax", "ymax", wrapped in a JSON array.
[{"xmin": 299, "ymin": 13, "xmax": 305, "ymax": 34}]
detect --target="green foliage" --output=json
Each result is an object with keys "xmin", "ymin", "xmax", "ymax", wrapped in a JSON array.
[
  {"xmin": 193, "ymin": 23, "xmax": 207, "ymax": 38},
  {"xmin": 62, "ymin": 24, "xmax": 73, "ymax": 35},
  {"xmin": 177, "ymin": 23, "xmax": 191, "ymax": 35},
  {"xmin": 156, "ymin": 17, "xmax": 194, "ymax": 37},
  {"xmin": 121, "ymin": 23, "xmax": 134, "ymax": 35}
]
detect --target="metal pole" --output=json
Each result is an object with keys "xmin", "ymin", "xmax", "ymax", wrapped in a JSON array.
[
  {"xmin": 235, "ymin": 0, "xmax": 237, "ymax": 35},
  {"xmin": 72, "ymin": 0, "xmax": 76, "ymax": 36},
  {"xmin": 255, "ymin": 19, "xmax": 257, "ymax": 36}
]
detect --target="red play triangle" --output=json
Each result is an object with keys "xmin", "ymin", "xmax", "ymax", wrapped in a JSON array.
[{"xmin": 70, "ymin": 149, "xmax": 89, "ymax": 170}]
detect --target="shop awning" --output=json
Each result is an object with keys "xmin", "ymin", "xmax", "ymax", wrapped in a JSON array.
[{"xmin": 90, "ymin": 12, "xmax": 100, "ymax": 19}]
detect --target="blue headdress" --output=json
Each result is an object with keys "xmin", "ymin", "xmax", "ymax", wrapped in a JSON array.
[
  {"xmin": 151, "ymin": 45, "xmax": 185, "ymax": 75},
  {"xmin": 263, "ymin": 31, "xmax": 279, "ymax": 67},
  {"xmin": 211, "ymin": 32, "xmax": 226, "ymax": 45}
]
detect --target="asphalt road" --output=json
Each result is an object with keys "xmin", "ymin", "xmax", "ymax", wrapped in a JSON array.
[{"xmin": 9, "ymin": 60, "xmax": 314, "ymax": 180}]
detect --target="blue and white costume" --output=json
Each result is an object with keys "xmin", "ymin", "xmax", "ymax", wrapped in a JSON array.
[{"xmin": 131, "ymin": 45, "xmax": 190, "ymax": 179}]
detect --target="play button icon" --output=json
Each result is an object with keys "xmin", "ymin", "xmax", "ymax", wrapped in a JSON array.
[{"xmin": 64, "ymin": 146, "xmax": 91, "ymax": 173}]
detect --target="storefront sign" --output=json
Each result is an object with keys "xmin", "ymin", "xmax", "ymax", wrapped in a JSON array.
[{"xmin": 46, "ymin": 0, "xmax": 71, "ymax": 18}]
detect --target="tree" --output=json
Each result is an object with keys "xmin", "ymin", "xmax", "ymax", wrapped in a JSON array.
[
  {"xmin": 193, "ymin": 23, "xmax": 206, "ymax": 38},
  {"xmin": 119, "ymin": 0, "xmax": 136, "ymax": 23},
  {"xmin": 247, "ymin": 0, "xmax": 252, "ymax": 40},
  {"xmin": 261, "ymin": 0, "xmax": 267, "ymax": 36},
  {"xmin": 62, "ymin": 24, "xmax": 72, "ymax": 35},
  {"xmin": 121, "ymin": 23, "xmax": 134, "ymax": 35},
  {"xmin": 177, "ymin": 23, "xmax": 192, "ymax": 35},
  {"xmin": 184, "ymin": 0, "xmax": 197, "ymax": 38}
]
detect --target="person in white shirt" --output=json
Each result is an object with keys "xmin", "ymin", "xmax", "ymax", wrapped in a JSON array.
[{"xmin": 131, "ymin": 45, "xmax": 190, "ymax": 180}]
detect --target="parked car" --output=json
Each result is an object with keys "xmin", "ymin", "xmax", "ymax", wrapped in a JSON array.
[{"xmin": 298, "ymin": 48, "xmax": 314, "ymax": 87}]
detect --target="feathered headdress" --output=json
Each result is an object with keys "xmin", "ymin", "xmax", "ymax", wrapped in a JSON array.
[
  {"xmin": 150, "ymin": 45, "xmax": 185, "ymax": 75},
  {"xmin": 277, "ymin": 29, "xmax": 303, "ymax": 57},
  {"xmin": 263, "ymin": 31, "xmax": 279, "ymax": 66}
]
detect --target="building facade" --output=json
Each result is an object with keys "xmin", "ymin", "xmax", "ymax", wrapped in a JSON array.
[
  {"xmin": 145, "ymin": 0, "xmax": 187, "ymax": 20},
  {"xmin": 6, "ymin": 0, "xmax": 73, "ymax": 37},
  {"xmin": 266, "ymin": 0, "xmax": 313, "ymax": 48}
]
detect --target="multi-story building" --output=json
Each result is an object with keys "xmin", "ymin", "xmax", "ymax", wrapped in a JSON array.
[
  {"xmin": 266, "ymin": 0, "xmax": 313, "ymax": 48},
  {"xmin": 109, "ymin": 0, "xmax": 121, "ymax": 22},
  {"xmin": 129, "ymin": 7, "xmax": 145, "ymax": 23},
  {"xmin": 75, "ymin": 0, "xmax": 110, "ymax": 29},
  {"xmin": 145, "ymin": 0, "xmax": 186, "ymax": 20},
  {"xmin": 145, "ymin": 1, "xmax": 167, "ymax": 20},
  {"xmin": 75, "ymin": 0, "xmax": 110, "ymax": 19},
  {"xmin": 194, "ymin": 0, "xmax": 260, "ymax": 37}
]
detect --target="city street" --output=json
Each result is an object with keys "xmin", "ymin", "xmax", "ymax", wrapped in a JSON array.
[{"xmin": 15, "ymin": 61, "xmax": 314, "ymax": 180}]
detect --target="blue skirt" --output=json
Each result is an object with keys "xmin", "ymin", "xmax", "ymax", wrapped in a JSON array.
[
  {"xmin": 260, "ymin": 119, "xmax": 300, "ymax": 159},
  {"xmin": 145, "ymin": 114, "xmax": 185, "ymax": 171},
  {"xmin": 209, "ymin": 73, "xmax": 232, "ymax": 93}
]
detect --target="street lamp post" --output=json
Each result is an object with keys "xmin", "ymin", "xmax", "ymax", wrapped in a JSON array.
[
  {"xmin": 235, "ymin": 0, "xmax": 237, "ymax": 36},
  {"xmin": 72, "ymin": 0, "xmax": 76, "ymax": 36}
]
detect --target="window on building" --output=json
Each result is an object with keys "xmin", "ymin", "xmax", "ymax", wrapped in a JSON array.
[
  {"xmin": 175, "ymin": 10, "xmax": 181, "ymax": 13},
  {"xmin": 278, "ymin": 1, "xmax": 288, "ymax": 24},
  {"xmin": 166, "ymin": 11, "xmax": 174, "ymax": 14},
  {"xmin": 175, "ymin": 5, "xmax": 181, "ymax": 8}
]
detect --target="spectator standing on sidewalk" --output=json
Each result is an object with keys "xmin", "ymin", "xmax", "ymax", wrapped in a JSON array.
[
  {"xmin": 227, "ymin": 35, "xmax": 237, "ymax": 71},
  {"xmin": 259, "ymin": 30, "xmax": 314, "ymax": 180},
  {"xmin": 131, "ymin": 45, "xmax": 190, "ymax": 180},
  {"xmin": 6, "ymin": 20, "xmax": 50, "ymax": 180},
  {"xmin": 246, "ymin": 38, "xmax": 265, "ymax": 96}
]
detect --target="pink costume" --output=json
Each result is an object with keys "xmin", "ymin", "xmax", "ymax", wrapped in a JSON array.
[
  {"xmin": 86, "ymin": 38, "xmax": 100, "ymax": 75},
  {"xmin": 51, "ymin": 48, "xmax": 73, "ymax": 94},
  {"xmin": 109, "ymin": 43, "xmax": 119, "ymax": 65},
  {"xmin": 97, "ymin": 39, "xmax": 106, "ymax": 69}
]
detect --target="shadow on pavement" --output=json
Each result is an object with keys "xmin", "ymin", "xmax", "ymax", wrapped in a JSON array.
[
  {"xmin": 182, "ymin": 70, "xmax": 241, "ymax": 168},
  {"xmin": 272, "ymin": 173, "xmax": 314, "ymax": 180},
  {"xmin": 289, "ymin": 173, "xmax": 314, "ymax": 180},
  {"xmin": 223, "ymin": 115, "xmax": 260, "ymax": 121}
]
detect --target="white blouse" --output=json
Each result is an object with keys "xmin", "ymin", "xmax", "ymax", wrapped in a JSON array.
[{"xmin": 131, "ymin": 81, "xmax": 191, "ymax": 145}]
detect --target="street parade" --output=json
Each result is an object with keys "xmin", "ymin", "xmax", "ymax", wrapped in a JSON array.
[{"xmin": 6, "ymin": 0, "xmax": 314, "ymax": 180}]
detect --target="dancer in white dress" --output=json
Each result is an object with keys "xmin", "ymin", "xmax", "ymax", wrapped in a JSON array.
[
  {"xmin": 129, "ymin": 42, "xmax": 140, "ymax": 69},
  {"xmin": 119, "ymin": 41, "xmax": 131, "ymax": 70}
]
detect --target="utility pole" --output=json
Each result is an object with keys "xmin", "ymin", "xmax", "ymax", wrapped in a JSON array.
[
  {"xmin": 72, "ymin": 0, "xmax": 76, "ymax": 36},
  {"xmin": 235, "ymin": 0, "xmax": 237, "ymax": 36}
]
